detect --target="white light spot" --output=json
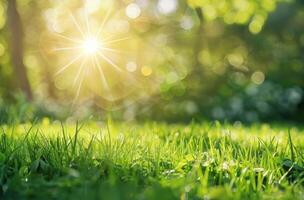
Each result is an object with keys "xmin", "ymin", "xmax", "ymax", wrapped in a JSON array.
[
  {"xmin": 180, "ymin": 16, "xmax": 194, "ymax": 30},
  {"xmin": 85, "ymin": 0, "xmax": 102, "ymax": 13},
  {"xmin": 82, "ymin": 38, "xmax": 100, "ymax": 54},
  {"xmin": 126, "ymin": 61, "xmax": 137, "ymax": 72},
  {"xmin": 126, "ymin": 3, "xmax": 141, "ymax": 19},
  {"xmin": 157, "ymin": 0, "xmax": 177, "ymax": 15}
]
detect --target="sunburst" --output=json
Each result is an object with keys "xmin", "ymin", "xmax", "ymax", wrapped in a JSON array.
[{"xmin": 51, "ymin": 2, "xmax": 129, "ymax": 104}]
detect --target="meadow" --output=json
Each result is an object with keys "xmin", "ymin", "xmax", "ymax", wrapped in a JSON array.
[{"xmin": 0, "ymin": 121, "xmax": 303, "ymax": 199}]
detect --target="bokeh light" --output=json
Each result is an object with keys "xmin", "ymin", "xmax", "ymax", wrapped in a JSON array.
[
  {"xmin": 126, "ymin": 3, "xmax": 141, "ymax": 19},
  {"xmin": 251, "ymin": 71, "xmax": 265, "ymax": 85},
  {"xmin": 157, "ymin": 0, "xmax": 178, "ymax": 15},
  {"xmin": 1, "ymin": 0, "xmax": 303, "ymax": 123}
]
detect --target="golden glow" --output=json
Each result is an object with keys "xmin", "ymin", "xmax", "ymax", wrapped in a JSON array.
[
  {"xmin": 141, "ymin": 66, "xmax": 152, "ymax": 76},
  {"xmin": 50, "ymin": 5, "xmax": 130, "ymax": 104},
  {"xmin": 82, "ymin": 37, "xmax": 100, "ymax": 55}
]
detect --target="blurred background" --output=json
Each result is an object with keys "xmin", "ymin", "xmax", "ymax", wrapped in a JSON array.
[{"xmin": 0, "ymin": 0, "xmax": 303, "ymax": 123}]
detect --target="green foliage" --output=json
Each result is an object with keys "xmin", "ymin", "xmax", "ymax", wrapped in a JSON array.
[
  {"xmin": 0, "ymin": 94, "xmax": 65, "ymax": 124},
  {"xmin": 0, "ymin": 94, "xmax": 33, "ymax": 124},
  {"xmin": 188, "ymin": 0, "xmax": 279, "ymax": 33},
  {"xmin": 0, "ymin": 122, "xmax": 304, "ymax": 199}
]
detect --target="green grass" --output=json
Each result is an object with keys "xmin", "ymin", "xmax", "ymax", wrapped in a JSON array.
[{"xmin": 0, "ymin": 120, "xmax": 304, "ymax": 199}]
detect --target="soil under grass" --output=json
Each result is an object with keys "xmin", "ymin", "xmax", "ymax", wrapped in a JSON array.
[{"xmin": 0, "ymin": 121, "xmax": 304, "ymax": 199}]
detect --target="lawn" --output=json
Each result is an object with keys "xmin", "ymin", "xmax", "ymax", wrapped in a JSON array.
[{"xmin": 0, "ymin": 121, "xmax": 304, "ymax": 200}]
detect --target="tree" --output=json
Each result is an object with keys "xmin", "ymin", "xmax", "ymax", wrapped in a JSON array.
[{"xmin": 7, "ymin": 0, "xmax": 32, "ymax": 99}]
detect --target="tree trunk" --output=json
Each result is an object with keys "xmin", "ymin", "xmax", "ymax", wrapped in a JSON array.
[{"xmin": 7, "ymin": 0, "xmax": 32, "ymax": 100}]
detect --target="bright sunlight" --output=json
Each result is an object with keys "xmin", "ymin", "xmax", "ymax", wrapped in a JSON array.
[
  {"xmin": 82, "ymin": 37, "xmax": 101, "ymax": 55},
  {"xmin": 49, "ymin": 3, "xmax": 130, "ymax": 104},
  {"xmin": 1, "ymin": 0, "xmax": 304, "ymax": 199}
]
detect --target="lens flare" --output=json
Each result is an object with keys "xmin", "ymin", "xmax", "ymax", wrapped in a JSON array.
[
  {"xmin": 49, "ymin": 3, "xmax": 132, "ymax": 104},
  {"xmin": 82, "ymin": 37, "xmax": 100, "ymax": 54}
]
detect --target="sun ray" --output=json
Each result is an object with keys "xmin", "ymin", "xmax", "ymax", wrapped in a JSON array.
[
  {"xmin": 93, "ymin": 55, "xmax": 109, "ymax": 89},
  {"xmin": 54, "ymin": 33, "xmax": 83, "ymax": 44},
  {"xmin": 102, "ymin": 37, "xmax": 130, "ymax": 45},
  {"xmin": 96, "ymin": 4, "xmax": 112, "ymax": 36},
  {"xmin": 83, "ymin": 0, "xmax": 91, "ymax": 36},
  {"xmin": 98, "ymin": 34, "xmax": 115, "ymax": 43},
  {"xmin": 73, "ymin": 71, "xmax": 85, "ymax": 105},
  {"xmin": 100, "ymin": 47, "xmax": 124, "ymax": 54},
  {"xmin": 97, "ymin": 51, "xmax": 122, "ymax": 72},
  {"xmin": 73, "ymin": 56, "xmax": 88, "ymax": 87},
  {"xmin": 52, "ymin": 46, "xmax": 83, "ymax": 52},
  {"xmin": 55, "ymin": 54, "xmax": 83, "ymax": 76},
  {"xmin": 50, "ymin": 4, "xmax": 134, "ymax": 104},
  {"xmin": 70, "ymin": 12, "xmax": 87, "ymax": 38}
]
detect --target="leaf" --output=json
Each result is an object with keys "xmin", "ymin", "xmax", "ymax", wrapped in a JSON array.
[
  {"xmin": 19, "ymin": 166, "xmax": 29, "ymax": 177},
  {"xmin": 30, "ymin": 159, "xmax": 40, "ymax": 172},
  {"xmin": 281, "ymin": 159, "xmax": 304, "ymax": 182},
  {"xmin": 282, "ymin": 159, "xmax": 304, "ymax": 172},
  {"xmin": 288, "ymin": 130, "xmax": 295, "ymax": 161}
]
